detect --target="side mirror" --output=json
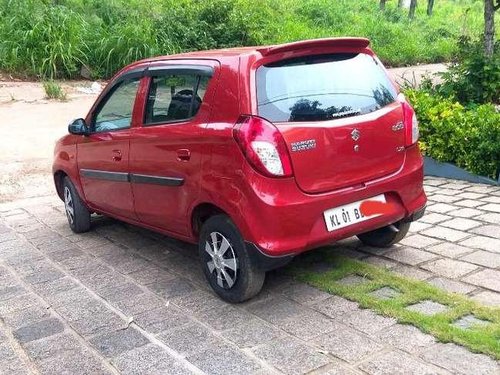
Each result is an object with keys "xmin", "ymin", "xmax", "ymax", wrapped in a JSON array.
[{"xmin": 68, "ymin": 118, "xmax": 89, "ymax": 136}]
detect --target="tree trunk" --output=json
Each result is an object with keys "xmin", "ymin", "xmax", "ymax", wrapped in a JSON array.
[
  {"xmin": 398, "ymin": 0, "xmax": 405, "ymax": 7},
  {"xmin": 484, "ymin": 0, "xmax": 496, "ymax": 57},
  {"xmin": 427, "ymin": 0, "xmax": 435, "ymax": 16},
  {"xmin": 380, "ymin": 0, "xmax": 387, "ymax": 10},
  {"xmin": 409, "ymin": 0, "xmax": 417, "ymax": 19}
]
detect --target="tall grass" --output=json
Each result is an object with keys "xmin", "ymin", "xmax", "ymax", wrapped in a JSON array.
[{"xmin": 0, "ymin": 0, "xmax": 488, "ymax": 79}]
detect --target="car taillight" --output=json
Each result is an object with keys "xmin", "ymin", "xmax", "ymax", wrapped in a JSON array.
[
  {"xmin": 233, "ymin": 115, "xmax": 293, "ymax": 178},
  {"xmin": 398, "ymin": 93, "xmax": 419, "ymax": 147}
]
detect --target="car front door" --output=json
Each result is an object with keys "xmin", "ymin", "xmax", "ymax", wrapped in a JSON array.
[
  {"xmin": 77, "ymin": 75, "xmax": 142, "ymax": 219},
  {"xmin": 129, "ymin": 62, "xmax": 218, "ymax": 237}
]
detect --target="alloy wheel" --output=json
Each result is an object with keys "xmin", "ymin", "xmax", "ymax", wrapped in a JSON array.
[
  {"xmin": 204, "ymin": 231, "xmax": 238, "ymax": 289},
  {"xmin": 64, "ymin": 186, "xmax": 74, "ymax": 225}
]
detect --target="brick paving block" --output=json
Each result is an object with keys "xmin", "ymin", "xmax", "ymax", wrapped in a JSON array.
[
  {"xmin": 424, "ymin": 178, "xmax": 447, "ymax": 186},
  {"xmin": 363, "ymin": 256, "xmax": 398, "ymax": 269},
  {"xmin": 420, "ymin": 213, "xmax": 452, "ymax": 224},
  {"xmin": 170, "ymin": 289, "xmax": 227, "ymax": 314},
  {"xmin": 128, "ymin": 265, "xmax": 176, "ymax": 286},
  {"xmin": 406, "ymin": 301, "xmax": 449, "ymax": 315},
  {"xmin": 244, "ymin": 295, "xmax": 306, "ymax": 324},
  {"xmin": 373, "ymin": 324, "xmax": 435, "ymax": 354},
  {"xmin": 399, "ymin": 234, "xmax": 441, "ymax": 249},
  {"xmin": 459, "ymin": 235, "xmax": 500, "ymax": 253},
  {"xmin": 0, "ymin": 294, "xmax": 40, "ymax": 316},
  {"xmin": 455, "ymin": 199, "xmax": 485, "ymax": 208},
  {"xmin": 36, "ymin": 348, "xmax": 114, "ymax": 375},
  {"xmin": 0, "ymin": 342, "xmax": 18, "ymax": 362},
  {"xmin": 112, "ymin": 344, "xmax": 191, "ymax": 375},
  {"xmin": 432, "ymin": 188, "xmax": 461, "ymax": 196},
  {"xmin": 342, "ymin": 308, "xmax": 396, "ymax": 335},
  {"xmin": 470, "ymin": 290, "xmax": 500, "ymax": 306},
  {"xmin": 194, "ymin": 305, "xmax": 257, "ymax": 332},
  {"xmin": 114, "ymin": 292, "xmax": 164, "ymax": 316},
  {"xmin": 427, "ymin": 203, "xmax": 456, "ymax": 214},
  {"xmin": 99, "ymin": 282, "xmax": 144, "ymax": 304},
  {"xmin": 429, "ymin": 194, "xmax": 462, "ymax": 203},
  {"xmin": 134, "ymin": 306, "xmax": 191, "ymax": 334},
  {"xmin": 391, "ymin": 264, "xmax": 433, "ymax": 280},
  {"xmin": 384, "ymin": 247, "xmax": 438, "ymax": 266},
  {"xmin": 465, "ymin": 185, "xmax": 496, "ymax": 194},
  {"xmin": 147, "ymin": 277, "xmax": 196, "ymax": 300},
  {"xmin": 421, "ymin": 258, "xmax": 478, "ymax": 279},
  {"xmin": 420, "ymin": 226, "xmax": 470, "ymax": 242},
  {"xmin": 310, "ymin": 296, "xmax": 359, "ymax": 318},
  {"xmin": 23, "ymin": 333, "xmax": 82, "ymax": 361},
  {"xmin": 408, "ymin": 221, "xmax": 432, "ymax": 232},
  {"xmin": 0, "ymin": 285, "xmax": 26, "ymax": 302},
  {"xmin": 470, "ymin": 224, "xmax": 500, "ymax": 238},
  {"xmin": 427, "ymin": 277, "xmax": 476, "ymax": 295},
  {"xmin": 478, "ymin": 203, "xmax": 500, "ymax": 213},
  {"xmin": 457, "ymin": 192, "xmax": 486, "ymax": 200},
  {"xmin": 31, "ymin": 277, "xmax": 80, "ymax": 301},
  {"xmin": 427, "ymin": 242, "xmax": 473, "ymax": 258},
  {"xmin": 369, "ymin": 286, "xmax": 401, "ymax": 300},
  {"xmin": 279, "ymin": 281, "xmax": 331, "ymax": 305},
  {"xmin": 359, "ymin": 350, "xmax": 442, "ymax": 375},
  {"xmin": 461, "ymin": 250, "xmax": 500, "ymax": 268},
  {"xmin": 420, "ymin": 343, "xmax": 499, "ymax": 375},
  {"xmin": 463, "ymin": 269, "xmax": 500, "ymax": 292},
  {"xmin": 439, "ymin": 182, "xmax": 471, "ymax": 190},
  {"xmin": 2, "ymin": 305, "xmax": 51, "ymax": 331},
  {"xmin": 311, "ymin": 322, "xmax": 383, "ymax": 363},
  {"xmin": 337, "ymin": 274, "xmax": 370, "ymax": 285},
  {"xmin": 220, "ymin": 319, "xmax": 282, "ymax": 348},
  {"xmin": 156, "ymin": 322, "xmax": 219, "ymax": 356},
  {"xmin": 277, "ymin": 309, "xmax": 338, "ymax": 340},
  {"xmin": 90, "ymin": 327, "xmax": 149, "ymax": 358},
  {"xmin": 440, "ymin": 218, "xmax": 482, "ymax": 231},
  {"xmin": 475, "ymin": 212, "xmax": 500, "ymax": 225},
  {"xmin": 252, "ymin": 336, "xmax": 330, "ymax": 375},
  {"xmin": 453, "ymin": 207, "xmax": 484, "ymax": 218},
  {"xmin": 189, "ymin": 342, "xmax": 262, "ymax": 375},
  {"xmin": 453, "ymin": 315, "xmax": 490, "ymax": 330},
  {"xmin": 13, "ymin": 318, "xmax": 64, "ymax": 344}
]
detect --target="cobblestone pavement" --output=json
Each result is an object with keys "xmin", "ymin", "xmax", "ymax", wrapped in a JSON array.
[{"xmin": 0, "ymin": 177, "xmax": 498, "ymax": 374}]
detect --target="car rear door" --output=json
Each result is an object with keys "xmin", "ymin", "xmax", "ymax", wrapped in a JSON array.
[
  {"xmin": 254, "ymin": 51, "xmax": 406, "ymax": 194},
  {"xmin": 77, "ymin": 74, "xmax": 143, "ymax": 219},
  {"xmin": 129, "ymin": 61, "xmax": 219, "ymax": 236}
]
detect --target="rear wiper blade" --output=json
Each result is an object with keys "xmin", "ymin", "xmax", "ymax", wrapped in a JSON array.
[{"xmin": 330, "ymin": 109, "xmax": 361, "ymax": 119}]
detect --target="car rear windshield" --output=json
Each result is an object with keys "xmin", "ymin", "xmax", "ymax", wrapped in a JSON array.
[{"xmin": 256, "ymin": 53, "xmax": 397, "ymax": 122}]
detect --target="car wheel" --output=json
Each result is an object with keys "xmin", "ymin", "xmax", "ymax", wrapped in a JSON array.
[
  {"xmin": 63, "ymin": 176, "xmax": 91, "ymax": 233},
  {"xmin": 356, "ymin": 220, "xmax": 410, "ymax": 248},
  {"xmin": 199, "ymin": 215, "xmax": 265, "ymax": 303}
]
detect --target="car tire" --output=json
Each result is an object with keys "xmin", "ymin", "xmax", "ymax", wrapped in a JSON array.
[
  {"xmin": 356, "ymin": 220, "xmax": 410, "ymax": 248},
  {"xmin": 63, "ymin": 176, "xmax": 91, "ymax": 233},
  {"xmin": 199, "ymin": 215, "xmax": 265, "ymax": 303}
]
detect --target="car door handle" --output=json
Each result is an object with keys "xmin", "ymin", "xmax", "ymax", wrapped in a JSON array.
[
  {"xmin": 176, "ymin": 149, "xmax": 191, "ymax": 161},
  {"xmin": 112, "ymin": 149, "xmax": 122, "ymax": 162}
]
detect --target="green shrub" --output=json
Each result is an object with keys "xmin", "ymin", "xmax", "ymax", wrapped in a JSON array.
[
  {"xmin": 0, "ymin": 0, "xmax": 487, "ymax": 79},
  {"xmin": 43, "ymin": 80, "xmax": 67, "ymax": 100},
  {"xmin": 406, "ymin": 89, "xmax": 500, "ymax": 180},
  {"xmin": 436, "ymin": 37, "xmax": 500, "ymax": 105}
]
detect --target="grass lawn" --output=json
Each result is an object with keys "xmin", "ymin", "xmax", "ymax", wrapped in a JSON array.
[{"xmin": 288, "ymin": 249, "xmax": 500, "ymax": 359}]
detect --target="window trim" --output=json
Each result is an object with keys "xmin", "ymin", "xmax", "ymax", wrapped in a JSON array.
[{"xmin": 141, "ymin": 68, "xmax": 210, "ymax": 128}]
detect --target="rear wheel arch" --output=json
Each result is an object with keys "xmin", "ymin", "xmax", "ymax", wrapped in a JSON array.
[{"xmin": 191, "ymin": 203, "xmax": 228, "ymax": 239}]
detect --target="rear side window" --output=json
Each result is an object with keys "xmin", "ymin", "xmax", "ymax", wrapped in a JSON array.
[
  {"xmin": 256, "ymin": 53, "xmax": 397, "ymax": 122},
  {"xmin": 144, "ymin": 74, "xmax": 209, "ymax": 125}
]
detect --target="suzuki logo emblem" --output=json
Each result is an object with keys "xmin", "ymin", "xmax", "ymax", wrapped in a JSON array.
[{"xmin": 351, "ymin": 129, "xmax": 360, "ymax": 141}]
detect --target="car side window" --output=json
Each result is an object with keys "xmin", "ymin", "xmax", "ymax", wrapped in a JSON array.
[
  {"xmin": 144, "ymin": 73, "xmax": 209, "ymax": 125},
  {"xmin": 94, "ymin": 78, "xmax": 140, "ymax": 132}
]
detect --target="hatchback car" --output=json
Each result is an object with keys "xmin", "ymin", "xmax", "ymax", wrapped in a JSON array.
[{"xmin": 53, "ymin": 37, "xmax": 426, "ymax": 302}]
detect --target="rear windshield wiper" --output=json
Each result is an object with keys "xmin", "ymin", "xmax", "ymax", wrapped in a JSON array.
[{"xmin": 330, "ymin": 109, "xmax": 361, "ymax": 119}]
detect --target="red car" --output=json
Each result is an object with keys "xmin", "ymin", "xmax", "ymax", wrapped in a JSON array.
[{"xmin": 53, "ymin": 38, "xmax": 426, "ymax": 302}]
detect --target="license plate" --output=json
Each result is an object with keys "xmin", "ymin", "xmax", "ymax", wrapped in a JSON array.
[{"xmin": 323, "ymin": 194, "xmax": 386, "ymax": 232}]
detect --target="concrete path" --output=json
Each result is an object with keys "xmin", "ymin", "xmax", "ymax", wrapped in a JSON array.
[{"xmin": 0, "ymin": 177, "xmax": 498, "ymax": 375}]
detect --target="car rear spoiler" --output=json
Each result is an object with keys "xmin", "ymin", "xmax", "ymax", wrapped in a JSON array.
[{"xmin": 257, "ymin": 37, "xmax": 370, "ymax": 56}]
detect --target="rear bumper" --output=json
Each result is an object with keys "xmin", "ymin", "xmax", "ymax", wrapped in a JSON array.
[{"xmin": 235, "ymin": 145, "xmax": 426, "ymax": 257}]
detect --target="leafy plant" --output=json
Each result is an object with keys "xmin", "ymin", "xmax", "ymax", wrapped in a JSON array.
[
  {"xmin": 406, "ymin": 89, "xmax": 500, "ymax": 180},
  {"xmin": 437, "ymin": 36, "xmax": 500, "ymax": 105},
  {"xmin": 43, "ymin": 80, "xmax": 67, "ymax": 100}
]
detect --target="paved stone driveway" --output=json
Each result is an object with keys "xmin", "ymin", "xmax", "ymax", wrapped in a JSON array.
[{"xmin": 0, "ymin": 177, "xmax": 498, "ymax": 375}]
